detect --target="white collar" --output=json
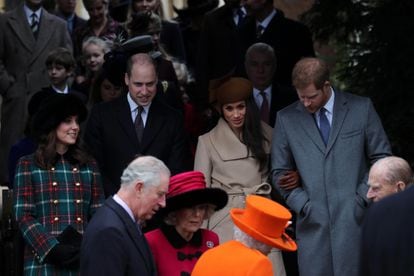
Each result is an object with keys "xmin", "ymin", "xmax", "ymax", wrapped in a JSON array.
[{"xmin": 256, "ymin": 9, "xmax": 276, "ymax": 29}]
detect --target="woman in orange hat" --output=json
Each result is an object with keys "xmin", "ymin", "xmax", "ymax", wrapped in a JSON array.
[
  {"xmin": 144, "ymin": 171, "xmax": 228, "ymax": 276},
  {"xmin": 194, "ymin": 77, "xmax": 298, "ymax": 275},
  {"xmin": 192, "ymin": 195, "xmax": 297, "ymax": 276}
]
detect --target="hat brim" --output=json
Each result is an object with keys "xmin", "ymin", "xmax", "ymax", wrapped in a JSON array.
[
  {"xmin": 230, "ymin": 208, "xmax": 297, "ymax": 252},
  {"xmin": 161, "ymin": 188, "xmax": 228, "ymax": 216}
]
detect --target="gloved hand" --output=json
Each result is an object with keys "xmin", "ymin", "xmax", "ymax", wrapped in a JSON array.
[{"xmin": 45, "ymin": 243, "xmax": 80, "ymax": 269}]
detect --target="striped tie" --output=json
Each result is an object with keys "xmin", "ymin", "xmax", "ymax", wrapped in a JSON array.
[{"xmin": 30, "ymin": 13, "xmax": 39, "ymax": 38}]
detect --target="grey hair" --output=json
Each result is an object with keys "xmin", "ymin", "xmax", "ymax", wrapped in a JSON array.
[
  {"xmin": 120, "ymin": 156, "xmax": 170, "ymax": 188},
  {"xmin": 373, "ymin": 156, "xmax": 413, "ymax": 187},
  {"xmin": 82, "ymin": 36, "xmax": 112, "ymax": 55},
  {"xmin": 233, "ymin": 225, "xmax": 272, "ymax": 255},
  {"xmin": 245, "ymin": 42, "xmax": 276, "ymax": 65}
]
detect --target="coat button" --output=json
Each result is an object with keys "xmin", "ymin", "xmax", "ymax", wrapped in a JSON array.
[
  {"xmin": 75, "ymin": 199, "xmax": 81, "ymax": 204},
  {"xmin": 53, "ymin": 200, "xmax": 58, "ymax": 204},
  {"xmin": 51, "ymin": 167, "xmax": 55, "ymax": 171},
  {"xmin": 54, "ymin": 217, "xmax": 59, "ymax": 221},
  {"xmin": 75, "ymin": 182, "xmax": 80, "ymax": 186},
  {"xmin": 77, "ymin": 217, "xmax": 82, "ymax": 222},
  {"xmin": 73, "ymin": 167, "xmax": 78, "ymax": 172},
  {"xmin": 52, "ymin": 182, "xmax": 57, "ymax": 186}
]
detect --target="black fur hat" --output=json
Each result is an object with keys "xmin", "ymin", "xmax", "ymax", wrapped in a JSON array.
[{"xmin": 31, "ymin": 94, "xmax": 87, "ymax": 140}]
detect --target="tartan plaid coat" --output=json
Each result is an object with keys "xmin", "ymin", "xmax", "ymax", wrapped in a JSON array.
[{"xmin": 13, "ymin": 154, "xmax": 104, "ymax": 275}]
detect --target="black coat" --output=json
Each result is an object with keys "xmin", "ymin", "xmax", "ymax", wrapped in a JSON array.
[
  {"xmin": 81, "ymin": 197, "xmax": 156, "ymax": 276},
  {"xmin": 240, "ymin": 10, "xmax": 315, "ymax": 86},
  {"xmin": 361, "ymin": 186, "xmax": 414, "ymax": 276},
  {"xmin": 84, "ymin": 95, "xmax": 191, "ymax": 197},
  {"xmin": 196, "ymin": 5, "xmax": 245, "ymax": 105}
]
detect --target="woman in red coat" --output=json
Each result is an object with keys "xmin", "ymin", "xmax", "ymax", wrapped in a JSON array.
[{"xmin": 144, "ymin": 171, "xmax": 228, "ymax": 276}]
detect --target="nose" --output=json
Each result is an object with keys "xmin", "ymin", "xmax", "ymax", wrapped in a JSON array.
[
  {"xmin": 159, "ymin": 195, "xmax": 166, "ymax": 208},
  {"xmin": 302, "ymin": 99, "xmax": 311, "ymax": 107},
  {"xmin": 366, "ymin": 187, "xmax": 375, "ymax": 200}
]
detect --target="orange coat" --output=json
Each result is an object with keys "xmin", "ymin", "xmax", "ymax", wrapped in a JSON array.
[{"xmin": 191, "ymin": 240, "xmax": 273, "ymax": 276}]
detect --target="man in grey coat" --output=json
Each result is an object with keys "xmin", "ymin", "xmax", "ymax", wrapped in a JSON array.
[
  {"xmin": 271, "ymin": 57, "xmax": 392, "ymax": 276},
  {"xmin": 0, "ymin": 0, "xmax": 72, "ymax": 186}
]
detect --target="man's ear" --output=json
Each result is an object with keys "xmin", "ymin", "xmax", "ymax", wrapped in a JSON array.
[
  {"xmin": 134, "ymin": 181, "xmax": 144, "ymax": 196},
  {"xmin": 396, "ymin": 181, "xmax": 406, "ymax": 192},
  {"xmin": 124, "ymin": 73, "xmax": 129, "ymax": 86}
]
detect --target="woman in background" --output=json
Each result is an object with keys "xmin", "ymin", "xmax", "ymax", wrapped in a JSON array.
[
  {"xmin": 13, "ymin": 94, "xmax": 104, "ymax": 275},
  {"xmin": 194, "ymin": 77, "xmax": 298, "ymax": 276}
]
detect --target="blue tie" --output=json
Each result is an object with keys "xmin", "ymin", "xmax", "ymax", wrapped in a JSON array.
[{"xmin": 319, "ymin": 107, "xmax": 330, "ymax": 145}]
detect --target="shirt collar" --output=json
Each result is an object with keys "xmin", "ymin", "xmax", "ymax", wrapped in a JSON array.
[
  {"xmin": 24, "ymin": 4, "xmax": 42, "ymax": 22},
  {"xmin": 321, "ymin": 87, "xmax": 335, "ymax": 114},
  {"xmin": 113, "ymin": 194, "xmax": 136, "ymax": 222},
  {"xmin": 127, "ymin": 92, "xmax": 151, "ymax": 114},
  {"xmin": 253, "ymin": 85, "xmax": 272, "ymax": 98},
  {"xmin": 52, "ymin": 85, "xmax": 69, "ymax": 94},
  {"xmin": 257, "ymin": 9, "xmax": 276, "ymax": 29}
]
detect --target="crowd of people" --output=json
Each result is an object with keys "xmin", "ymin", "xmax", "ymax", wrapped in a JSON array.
[{"xmin": 0, "ymin": 0, "xmax": 413, "ymax": 276}]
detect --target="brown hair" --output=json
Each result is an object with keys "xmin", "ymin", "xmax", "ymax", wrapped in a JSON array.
[{"xmin": 292, "ymin": 57, "xmax": 330, "ymax": 90}]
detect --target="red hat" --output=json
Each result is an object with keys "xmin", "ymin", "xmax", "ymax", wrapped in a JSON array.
[
  {"xmin": 163, "ymin": 171, "xmax": 228, "ymax": 214},
  {"xmin": 230, "ymin": 195, "xmax": 297, "ymax": 251}
]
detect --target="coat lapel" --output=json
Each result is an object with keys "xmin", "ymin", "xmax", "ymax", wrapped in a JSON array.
[
  {"xmin": 326, "ymin": 91, "xmax": 349, "ymax": 154},
  {"xmin": 114, "ymin": 97, "xmax": 140, "ymax": 149},
  {"xmin": 296, "ymin": 103, "xmax": 326, "ymax": 153},
  {"xmin": 30, "ymin": 9, "xmax": 55, "ymax": 65},
  {"xmin": 7, "ymin": 6, "xmax": 35, "ymax": 52},
  {"xmin": 106, "ymin": 198, "xmax": 155, "ymax": 274},
  {"xmin": 140, "ymin": 99, "xmax": 165, "ymax": 151}
]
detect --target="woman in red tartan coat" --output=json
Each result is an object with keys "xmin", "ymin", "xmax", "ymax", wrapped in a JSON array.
[{"xmin": 13, "ymin": 94, "xmax": 104, "ymax": 275}]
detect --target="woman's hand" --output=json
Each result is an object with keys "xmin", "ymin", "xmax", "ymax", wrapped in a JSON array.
[{"xmin": 278, "ymin": 170, "xmax": 301, "ymax": 190}]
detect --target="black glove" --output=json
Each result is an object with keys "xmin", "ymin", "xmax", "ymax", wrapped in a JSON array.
[{"xmin": 45, "ymin": 243, "xmax": 80, "ymax": 269}]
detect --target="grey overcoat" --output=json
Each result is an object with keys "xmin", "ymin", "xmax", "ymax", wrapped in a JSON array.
[{"xmin": 271, "ymin": 90, "xmax": 391, "ymax": 276}]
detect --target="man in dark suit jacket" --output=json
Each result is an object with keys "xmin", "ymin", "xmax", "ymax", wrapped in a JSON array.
[
  {"xmin": 84, "ymin": 53, "xmax": 191, "ymax": 197},
  {"xmin": 81, "ymin": 156, "xmax": 170, "ymax": 276},
  {"xmin": 240, "ymin": 0, "xmax": 314, "ymax": 86},
  {"xmin": 245, "ymin": 42, "xmax": 297, "ymax": 127},
  {"xmin": 55, "ymin": 0, "xmax": 87, "ymax": 36},
  {"xmin": 361, "ymin": 184, "xmax": 414, "ymax": 276},
  {"xmin": 0, "ymin": 0, "xmax": 72, "ymax": 186},
  {"xmin": 196, "ymin": 0, "xmax": 246, "ymax": 106}
]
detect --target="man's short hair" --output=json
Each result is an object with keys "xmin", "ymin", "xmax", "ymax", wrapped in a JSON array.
[
  {"xmin": 292, "ymin": 57, "xmax": 330, "ymax": 90},
  {"xmin": 245, "ymin": 42, "xmax": 276, "ymax": 66},
  {"xmin": 125, "ymin": 53, "xmax": 156, "ymax": 76},
  {"xmin": 120, "ymin": 156, "xmax": 170, "ymax": 188},
  {"xmin": 374, "ymin": 156, "xmax": 413, "ymax": 187}
]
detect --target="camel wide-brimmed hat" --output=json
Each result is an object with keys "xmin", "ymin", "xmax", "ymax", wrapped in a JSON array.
[
  {"xmin": 213, "ymin": 77, "xmax": 253, "ymax": 105},
  {"xmin": 230, "ymin": 195, "xmax": 297, "ymax": 251},
  {"xmin": 163, "ymin": 171, "xmax": 228, "ymax": 215}
]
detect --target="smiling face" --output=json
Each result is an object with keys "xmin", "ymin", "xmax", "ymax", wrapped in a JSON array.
[
  {"xmin": 83, "ymin": 43, "xmax": 105, "ymax": 73},
  {"xmin": 222, "ymin": 100, "xmax": 246, "ymax": 133},
  {"xmin": 132, "ymin": 0, "xmax": 160, "ymax": 13},
  {"xmin": 55, "ymin": 115, "xmax": 80, "ymax": 152},
  {"xmin": 125, "ymin": 59, "xmax": 158, "ymax": 107},
  {"xmin": 175, "ymin": 204, "xmax": 208, "ymax": 239},
  {"xmin": 85, "ymin": 0, "xmax": 108, "ymax": 25}
]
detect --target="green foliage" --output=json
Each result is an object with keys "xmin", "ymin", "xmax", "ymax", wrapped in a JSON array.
[{"xmin": 303, "ymin": 0, "xmax": 414, "ymax": 164}]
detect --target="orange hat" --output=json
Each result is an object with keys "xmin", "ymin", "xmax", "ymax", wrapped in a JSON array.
[{"xmin": 230, "ymin": 195, "xmax": 297, "ymax": 251}]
